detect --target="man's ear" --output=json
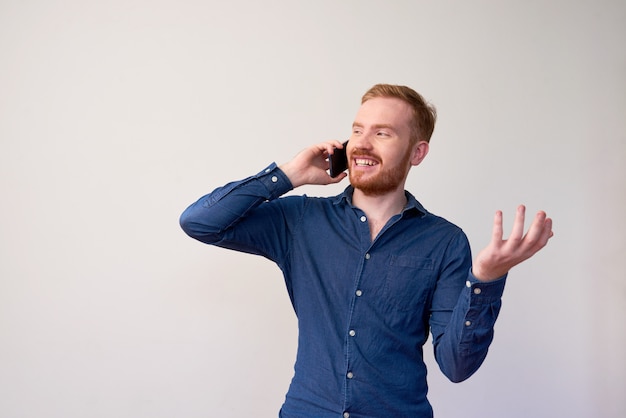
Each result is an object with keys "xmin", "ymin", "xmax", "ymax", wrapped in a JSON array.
[{"xmin": 410, "ymin": 141, "xmax": 429, "ymax": 166}]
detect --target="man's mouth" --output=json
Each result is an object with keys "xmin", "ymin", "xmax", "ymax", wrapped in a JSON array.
[{"xmin": 354, "ymin": 158, "xmax": 378, "ymax": 167}]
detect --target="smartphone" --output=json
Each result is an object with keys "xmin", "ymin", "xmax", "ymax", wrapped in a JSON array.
[{"xmin": 329, "ymin": 141, "xmax": 349, "ymax": 178}]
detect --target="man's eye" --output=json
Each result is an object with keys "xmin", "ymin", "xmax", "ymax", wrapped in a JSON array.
[{"xmin": 377, "ymin": 131, "xmax": 390, "ymax": 137}]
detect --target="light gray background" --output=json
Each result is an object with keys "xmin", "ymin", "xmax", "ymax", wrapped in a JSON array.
[{"xmin": 1, "ymin": 1, "xmax": 624, "ymax": 417}]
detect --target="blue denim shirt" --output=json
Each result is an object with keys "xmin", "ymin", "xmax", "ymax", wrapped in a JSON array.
[{"xmin": 180, "ymin": 164, "xmax": 506, "ymax": 418}]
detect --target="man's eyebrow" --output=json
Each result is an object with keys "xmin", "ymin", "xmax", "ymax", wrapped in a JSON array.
[
  {"xmin": 352, "ymin": 122, "xmax": 396, "ymax": 131},
  {"xmin": 373, "ymin": 124, "xmax": 395, "ymax": 130}
]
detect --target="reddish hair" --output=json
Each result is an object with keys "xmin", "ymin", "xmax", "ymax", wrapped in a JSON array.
[{"xmin": 361, "ymin": 84, "xmax": 437, "ymax": 144}]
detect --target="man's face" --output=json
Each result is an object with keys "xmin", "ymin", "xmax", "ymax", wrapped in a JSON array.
[{"xmin": 348, "ymin": 97, "xmax": 414, "ymax": 196}]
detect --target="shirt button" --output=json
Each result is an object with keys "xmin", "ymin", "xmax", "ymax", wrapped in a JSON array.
[
  {"xmin": 473, "ymin": 288, "xmax": 482, "ymax": 295},
  {"xmin": 355, "ymin": 290, "xmax": 363, "ymax": 297},
  {"xmin": 271, "ymin": 176, "xmax": 278, "ymax": 183},
  {"xmin": 343, "ymin": 413, "xmax": 350, "ymax": 418},
  {"xmin": 465, "ymin": 320, "xmax": 472, "ymax": 326},
  {"xmin": 347, "ymin": 372, "xmax": 354, "ymax": 379},
  {"xmin": 365, "ymin": 253, "xmax": 370, "ymax": 260},
  {"xmin": 265, "ymin": 168, "xmax": 271, "ymax": 173},
  {"xmin": 466, "ymin": 280, "xmax": 471, "ymax": 288},
  {"xmin": 349, "ymin": 330, "xmax": 356, "ymax": 337},
  {"xmin": 360, "ymin": 215, "xmax": 367, "ymax": 222}
]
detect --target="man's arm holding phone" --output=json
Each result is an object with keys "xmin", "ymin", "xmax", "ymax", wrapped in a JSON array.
[
  {"xmin": 181, "ymin": 140, "xmax": 349, "ymax": 260},
  {"xmin": 182, "ymin": 140, "xmax": 347, "ymax": 243}
]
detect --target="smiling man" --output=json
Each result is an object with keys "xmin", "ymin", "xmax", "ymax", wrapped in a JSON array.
[{"xmin": 180, "ymin": 84, "xmax": 553, "ymax": 418}]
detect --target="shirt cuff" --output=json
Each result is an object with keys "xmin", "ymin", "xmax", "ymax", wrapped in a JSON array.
[
  {"xmin": 256, "ymin": 163, "xmax": 294, "ymax": 199},
  {"xmin": 465, "ymin": 269, "xmax": 506, "ymax": 305}
]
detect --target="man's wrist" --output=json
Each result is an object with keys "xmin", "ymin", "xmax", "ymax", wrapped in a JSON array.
[
  {"xmin": 471, "ymin": 264, "xmax": 508, "ymax": 282},
  {"xmin": 278, "ymin": 161, "xmax": 304, "ymax": 188}
]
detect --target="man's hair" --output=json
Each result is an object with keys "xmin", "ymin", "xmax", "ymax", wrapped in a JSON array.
[{"xmin": 361, "ymin": 84, "xmax": 437, "ymax": 144}]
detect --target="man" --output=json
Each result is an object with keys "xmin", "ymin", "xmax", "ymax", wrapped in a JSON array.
[{"xmin": 179, "ymin": 84, "xmax": 553, "ymax": 417}]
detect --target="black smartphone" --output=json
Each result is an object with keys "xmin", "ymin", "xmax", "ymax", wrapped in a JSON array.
[{"xmin": 329, "ymin": 141, "xmax": 349, "ymax": 178}]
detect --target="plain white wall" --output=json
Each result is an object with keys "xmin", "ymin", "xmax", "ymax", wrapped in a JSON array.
[{"xmin": 1, "ymin": 1, "xmax": 624, "ymax": 417}]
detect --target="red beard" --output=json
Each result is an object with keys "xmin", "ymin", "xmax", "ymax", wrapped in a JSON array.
[{"xmin": 349, "ymin": 150, "xmax": 411, "ymax": 196}]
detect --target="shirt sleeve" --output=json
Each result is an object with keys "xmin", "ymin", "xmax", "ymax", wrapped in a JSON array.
[
  {"xmin": 429, "ymin": 231, "xmax": 507, "ymax": 383},
  {"xmin": 179, "ymin": 163, "xmax": 295, "ymax": 261}
]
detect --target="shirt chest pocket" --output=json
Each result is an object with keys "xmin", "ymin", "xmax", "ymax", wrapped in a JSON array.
[{"xmin": 383, "ymin": 255, "xmax": 435, "ymax": 311}]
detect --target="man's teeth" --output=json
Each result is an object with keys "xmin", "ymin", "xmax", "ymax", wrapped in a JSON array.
[{"xmin": 355, "ymin": 159, "xmax": 377, "ymax": 166}]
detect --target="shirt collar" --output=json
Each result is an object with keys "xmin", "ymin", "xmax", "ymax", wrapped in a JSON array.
[{"xmin": 332, "ymin": 186, "xmax": 427, "ymax": 217}]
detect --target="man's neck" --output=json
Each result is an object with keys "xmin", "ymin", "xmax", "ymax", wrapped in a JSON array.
[{"xmin": 352, "ymin": 186, "xmax": 408, "ymax": 240}]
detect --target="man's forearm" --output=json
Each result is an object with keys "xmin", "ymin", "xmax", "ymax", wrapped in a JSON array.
[
  {"xmin": 179, "ymin": 163, "xmax": 293, "ymax": 245},
  {"xmin": 433, "ymin": 272, "xmax": 506, "ymax": 383}
]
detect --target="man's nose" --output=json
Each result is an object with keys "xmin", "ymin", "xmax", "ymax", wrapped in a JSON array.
[{"xmin": 350, "ymin": 132, "xmax": 374, "ymax": 150}]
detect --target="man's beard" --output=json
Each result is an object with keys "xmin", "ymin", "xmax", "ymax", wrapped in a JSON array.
[{"xmin": 349, "ymin": 150, "xmax": 411, "ymax": 196}]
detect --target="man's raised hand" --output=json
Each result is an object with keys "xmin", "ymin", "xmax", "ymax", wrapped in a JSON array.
[{"xmin": 472, "ymin": 205, "xmax": 554, "ymax": 282}]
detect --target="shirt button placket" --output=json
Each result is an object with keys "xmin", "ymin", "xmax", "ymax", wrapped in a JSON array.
[{"xmin": 346, "ymin": 213, "xmax": 367, "ymax": 418}]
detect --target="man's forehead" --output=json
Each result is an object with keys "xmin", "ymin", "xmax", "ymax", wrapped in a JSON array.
[{"xmin": 355, "ymin": 97, "xmax": 412, "ymax": 126}]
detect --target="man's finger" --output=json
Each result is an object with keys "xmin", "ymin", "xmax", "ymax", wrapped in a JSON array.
[
  {"xmin": 508, "ymin": 205, "xmax": 526, "ymax": 243},
  {"xmin": 491, "ymin": 210, "xmax": 504, "ymax": 244},
  {"xmin": 528, "ymin": 214, "xmax": 553, "ymax": 251}
]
